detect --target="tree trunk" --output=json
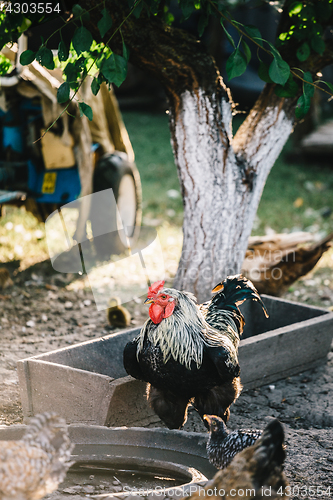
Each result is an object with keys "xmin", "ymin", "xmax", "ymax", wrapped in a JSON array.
[
  {"xmin": 79, "ymin": 1, "xmax": 299, "ymax": 301},
  {"xmin": 170, "ymin": 86, "xmax": 295, "ymax": 301}
]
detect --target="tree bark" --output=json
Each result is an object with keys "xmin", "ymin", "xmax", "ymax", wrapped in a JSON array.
[
  {"xmin": 170, "ymin": 85, "xmax": 295, "ymax": 301},
  {"xmin": 75, "ymin": 1, "xmax": 303, "ymax": 301}
]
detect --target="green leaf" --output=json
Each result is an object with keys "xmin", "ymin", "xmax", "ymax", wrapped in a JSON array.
[
  {"xmin": 63, "ymin": 62, "xmax": 80, "ymax": 89},
  {"xmin": 123, "ymin": 42, "xmax": 129, "ymax": 61},
  {"xmin": 133, "ymin": 1, "xmax": 143, "ymax": 18},
  {"xmin": 300, "ymin": 5, "xmax": 315, "ymax": 20},
  {"xmin": 303, "ymin": 71, "xmax": 314, "ymax": 98},
  {"xmin": 296, "ymin": 42, "xmax": 310, "ymax": 62},
  {"xmin": 57, "ymin": 82, "xmax": 70, "ymax": 103},
  {"xmin": 241, "ymin": 40, "xmax": 251, "ymax": 64},
  {"xmin": 288, "ymin": 1, "xmax": 303, "ymax": 16},
  {"xmin": 72, "ymin": 26, "xmax": 93, "ymax": 55},
  {"xmin": 244, "ymin": 25, "xmax": 263, "ymax": 47},
  {"xmin": 19, "ymin": 17, "xmax": 32, "ymax": 33},
  {"xmin": 266, "ymin": 42, "xmax": 282, "ymax": 60},
  {"xmin": 295, "ymin": 93, "xmax": 311, "ymax": 119},
  {"xmin": 275, "ymin": 75, "xmax": 298, "ymax": 98},
  {"xmin": 164, "ymin": 10, "xmax": 175, "ymax": 25},
  {"xmin": 58, "ymin": 40, "xmax": 69, "ymax": 62},
  {"xmin": 179, "ymin": 0, "xmax": 195, "ymax": 19},
  {"xmin": 72, "ymin": 4, "xmax": 85, "ymax": 17},
  {"xmin": 294, "ymin": 25, "xmax": 310, "ymax": 41},
  {"xmin": 72, "ymin": 4, "xmax": 90, "ymax": 21},
  {"xmin": 324, "ymin": 81, "xmax": 333, "ymax": 95},
  {"xmin": 20, "ymin": 49, "xmax": 35, "ymax": 66},
  {"xmin": 311, "ymin": 37, "xmax": 325, "ymax": 55},
  {"xmin": 74, "ymin": 56, "xmax": 86, "ymax": 70},
  {"xmin": 93, "ymin": 51, "xmax": 106, "ymax": 70},
  {"xmin": 258, "ymin": 62, "xmax": 273, "ymax": 83},
  {"xmin": 98, "ymin": 8, "xmax": 113, "ymax": 38},
  {"xmin": 91, "ymin": 77, "xmax": 100, "ymax": 96},
  {"xmin": 220, "ymin": 20, "xmax": 235, "ymax": 49},
  {"xmin": 279, "ymin": 32, "xmax": 289, "ymax": 43},
  {"xmin": 269, "ymin": 56, "xmax": 290, "ymax": 85},
  {"xmin": 36, "ymin": 47, "xmax": 54, "ymax": 70},
  {"xmin": 63, "ymin": 61, "xmax": 73, "ymax": 76},
  {"xmin": 101, "ymin": 54, "xmax": 128, "ymax": 87},
  {"xmin": 79, "ymin": 102, "xmax": 93, "ymax": 121},
  {"xmin": 310, "ymin": 22, "xmax": 323, "ymax": 38},
  {"xmin": 97, "ymin": 73, "xmax": 106, "ymax": 85},
  {"xmin": 0, "ymin": 54, "xmax": 12, "ymax": 76},
  {"xmin": 198, "ymin": 12, "xmax": 209, "ymax": 37},
  {"xmin": 226, "ymin": 49, "xmax": 247, "ymax": 80}
]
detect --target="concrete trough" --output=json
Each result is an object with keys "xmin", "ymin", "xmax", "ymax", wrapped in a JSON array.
[
  {"xmin": 0, "ymin": 424, "xmax": 215, "ymax": 499},
  {"xmin": 17, "ymin": 295, "xmax": 333, "ymax": 425}
]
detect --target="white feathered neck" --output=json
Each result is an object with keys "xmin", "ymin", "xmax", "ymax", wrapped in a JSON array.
[{"xmin": 137, "ymin": 288, "xmax": 238, "ymax": 369}]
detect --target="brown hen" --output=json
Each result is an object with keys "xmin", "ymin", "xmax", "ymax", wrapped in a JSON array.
[
  {"xmin": 0, "ymin": 412, "xmax": 73, "ymax": 500},
  {"xmin": 242, "ymin": 232, "xmax": 333, "ymax": 296}
]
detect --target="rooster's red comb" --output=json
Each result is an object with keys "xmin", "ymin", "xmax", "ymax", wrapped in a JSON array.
[{"xmin": 147, "ymin": 280, "xmax": 165, "ymax": 298}]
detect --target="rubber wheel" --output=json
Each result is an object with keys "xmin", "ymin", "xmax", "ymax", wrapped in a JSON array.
[{"xmin": 90, "ymin": 152, "xmax": 142, "ymax": 259}]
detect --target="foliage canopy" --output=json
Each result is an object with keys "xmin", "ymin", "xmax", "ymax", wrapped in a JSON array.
[{"xmin": 0, "ymin": 0, "xmax": 333, "ymax": 121}]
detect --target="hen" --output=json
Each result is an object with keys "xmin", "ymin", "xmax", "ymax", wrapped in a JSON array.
[
  {"xmin": 184, "ymin": 419, "xmax": 288, "ymax": 500},
  {"xmin": 123, "ymin": 275, "xmax": 268, "ymax": 429},
  {"xmin": 204, "ymin": 414, "xmax": 262, "ymax": 469},
  {"xmin": 0, "ymin": 412, "xmax": 73, "ymax": 500},
  {"xmin": 242, "ymin": 231, "xmax": 333, "ymax": 296}
]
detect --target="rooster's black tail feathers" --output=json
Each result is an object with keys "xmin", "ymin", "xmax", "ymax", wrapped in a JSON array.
[{"xmin": 211, "ymin": 275, "xmax": 269, "ymax": 319}]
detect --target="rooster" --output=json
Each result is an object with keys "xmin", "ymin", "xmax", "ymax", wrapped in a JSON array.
[{"xmin": 123, "ymin": 275, "xmax": 268, "ymax": 429}]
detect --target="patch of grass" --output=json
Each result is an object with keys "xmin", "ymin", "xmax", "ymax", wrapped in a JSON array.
[
  {"xmin": 1, "ymin": 111, "xmax": 332, "ymax": 283},
  {"xmin": 256, "ymin": 154, "xmax": 333, "ymax": 235},
  {"xmin": 122, "ymin": 111, "xmax": 183, "ymax": 225},
  {"xmin": 123, "ymin": 111, "xmax": 333, "ymax": 237}
]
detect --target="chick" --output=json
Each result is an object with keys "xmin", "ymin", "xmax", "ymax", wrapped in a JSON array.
[
  {"xmin": 204, "ymin": 414, "xmax": 262, "ymax": 469},
  {"xmin": 107, "ymin": 297, "xmax": 131, "ymax": 328},
  {"xmin": 0, "ymin": 412, "xmax": 73, "ymax": 500},
  {"xmin": 0, "ymin": 267, "xmax": 13, "ymax": 289},
  {"xmin": 187, "ymin": 419, "xmax": 288, "ymax": 500}
]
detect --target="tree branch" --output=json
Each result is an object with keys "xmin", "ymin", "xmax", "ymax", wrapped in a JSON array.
[{"xmin": 68, "ymin": 0, "xmax": 228, "ymax": 111}]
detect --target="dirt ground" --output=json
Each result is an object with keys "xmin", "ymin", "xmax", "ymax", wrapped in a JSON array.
[{"xmin": 0, "ymin": 258, "xmax": 332, "ymax": 500}]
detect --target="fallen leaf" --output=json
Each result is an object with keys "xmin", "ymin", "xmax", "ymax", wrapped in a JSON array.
[
  {"xmin": 293, "ymin": 197, "xmax": 304, "ymax": 208},
  {"xmin": 45, "ymin": 283, "xmax": 58, "ymax": 291}
]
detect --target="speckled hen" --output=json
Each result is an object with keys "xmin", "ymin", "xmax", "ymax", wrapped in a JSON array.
[
  {"xmin": 204, "ymin": 414, "xmax": 262, "ymax": 469},
  {"xmin": 185, "ymin": 419, "xmax": 288, "ymax": 500}
]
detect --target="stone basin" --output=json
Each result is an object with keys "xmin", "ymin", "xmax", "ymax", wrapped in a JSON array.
[
  {"xmin": 0, "ymin": 424, "xmax": 214, "ymax": 499},
  {"xmin": 17, "ymin": 295, "xmax": 333, "ymax": 426}
]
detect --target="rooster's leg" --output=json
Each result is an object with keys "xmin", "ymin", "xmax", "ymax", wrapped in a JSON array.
[
  {"xmin": 193, "ymin": 377, "xmax": 242, "ymax": 428},
  {"xmin": 147, "ymin": 384, "xmax": 190, "ymax": 429}
]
